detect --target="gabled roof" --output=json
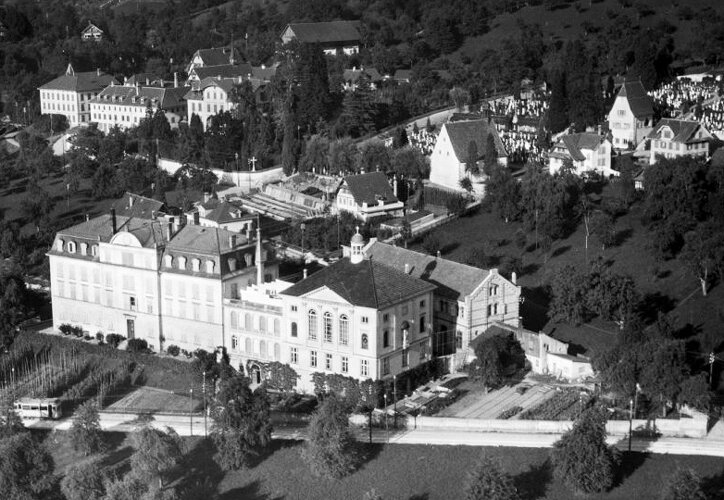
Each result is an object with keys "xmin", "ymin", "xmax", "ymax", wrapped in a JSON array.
[
  {"xmin": 192, "ymin": 63, "xmax": 253, "ymax": 81},
  {"xmin": 55, "ymin": 214, "xmax": 167, "ymax": 248},
  {"xmin": 92, "ymin": 85, "xmax": 189, "ymax": 109},
  {"xmin": 648, "ymin": 118, "xmax": 711, "ymax": 143},
  {"xmin": 193, "ymin": 47, "xmax": 240, "ymax": 67},
  {"xmin": 364, "ymin": 241, "xmax": 491, "ymax": 300},
  {"xmin": 82, "ymin": 22, "xmax": 103, "ymax": 35},
  {"xmin": 126, "ymin": 73, "xmax": 164, "ymax": 87},
  {"xmin": 341, "ymin": 172, "xmax": 398, "ymax": 206},
  {"xmin": 556, "ymin": 133, "xmax": 605, "ymax": 162},
  {"xmin": 285, "ymin": 20, "xmax": 361, "ymax": 44},
  {"xmin": 111, "ymin": 192, "xmax": 165, "ymax": 219},
  {"xmin": 165, "ymin": 224, "xmax": 249, "ymax": 256},
  {"xmin": 281, "ymin": 258, "xmax": 435, "ymax": 309},
  {"xmin": 203, "ymin": 201, "xmax": 254, "ymax": 224},
  {"xmin": 442, "ymin": 119, "xmax": 507, "ymax": 163},
  {"xmin": 39, "ymin": 65, "xmax": 117, "ymax": 92},
  {"xmin": 616, "ymin": 80, "xmax": 654, "ymax": 119}
]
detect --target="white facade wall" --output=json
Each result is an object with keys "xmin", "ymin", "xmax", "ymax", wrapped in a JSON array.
[
  {"xmin": 187, "ymin": 86, "xmax": 236, "ymax": 131},
  {"xmin": 608, "ymin": 98, "xmax": 652, "ymax": 150},
  {"xmin": 549, "ymin": 140, "xmax": 615, "ymax": 177},
  {"xmin": 40, "ymin": 89, "xmax": 99, "ymax": 126},
  {"xmin": 463, "ymin": 272, "xmax": 521, "ymax": 353}
]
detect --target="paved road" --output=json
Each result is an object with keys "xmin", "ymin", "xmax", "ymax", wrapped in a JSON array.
[{"xmin": 22, "ymin": 413, "xmax": 724, "ymax": 458}]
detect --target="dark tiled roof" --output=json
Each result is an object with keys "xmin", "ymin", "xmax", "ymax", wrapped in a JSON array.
[
  {"xmin": 204, "ymin": 201, "xmax": 254, "ymax": 224},
  {"xmin": 194, "ymin": 47, "xmax": 239, "ymax": 67},
  {"xmin": 341, "ymin": 172, "xmax": 398, "ymax": 206},
  {"xmin": 92, "ymin": 85, "xmax": 189, "ymax": 109},
  {"xmin": 617, "ymin": 80, "xmax": 653, "ymax": 119},
  {"xmin": 111, "ymin": 192, "xmax": 165, "ymax": 219},
  {"xmin": 364, "ymin": 241, "xmax": 490, "ymax": 300},
  {"xmin": 192, "ymin": 63, "xmax": 253, "ymax": 81},
  {"xmin": 443, "ymin": 119, "xmax": 507, "ymax": 162},
  {"xmin": 39, "ymin": 67, "xmax": 117, "ymax": 92},
  {"xmin": 126, "ymin": 73, "xmax": 164, "ymax": 86},
  {"xmin": 56, "ymin": 214, "xmax": 167, "ymax": 248},
  {"xmin": 166, "ymin": 224, "xmax": 249, "ymax": 255},
  {"xmin": 558, "ymin": 133, "xmax": 605, "ymax": 162},
  {"xmin": 648, "ymin": 118, "xmax": 709, "ymax": 144},
  {"xmin": 286, "ymin": 21, "xmax": 361, "ymax": 44},
  {"xmin": 281, "ymin": 258, "xmax": 435, "ymax": 308}
]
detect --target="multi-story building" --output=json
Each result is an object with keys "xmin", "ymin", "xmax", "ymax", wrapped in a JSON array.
[
  {"xmin": 185, "ymin": 46, "xmax": 240, "ymax": 75},
  {"xmin": 38, "ymin": 64, "xmax": 117, "ymax": 127},
  {"xmin": 362, "ymin": 240, "xmax": 521, "ymax": 366},
  {"xmin": 185, "ymin": 75, "xmax": 272, "ymax": 130},
  {"xmin": 48, "ymin": 204, "xmax": 278, "ymax": 355},
  {"xmin": 279, "ymin": 232, "xmax": 436, "ymax": 392},
  {"xmin": 648, "ymin": 118, "xmax": 712, "ymax": 164},
  {"xmin": 607, "ymin": 80, "xmax": 654, "ymax": 150},
  {"xmin": 89, "ymin": 82, "xmax": 189, "ymax": 133},
  {"xmin": 548, "ymin": 133, "xmax": 615, "ymax": 177},
  {"xmin": 335, "ymin": 172, "xmax": 404, "ymax": 221},
  {"xmin": 281, "ymin": 21, "xmax": 362, "ymax": 56}
]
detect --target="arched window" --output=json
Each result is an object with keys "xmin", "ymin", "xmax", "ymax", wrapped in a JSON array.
[
  {"xmin": 244, "ymin": 313, "xmax": 252, "ymax": 331},
  {"xmin": 291, "ymin": 322, "xmax": 298, "ymax": 337},
  {"xmin": 230, "ymin": 311, "xmax": 238, "ymax": 329},
  {"xmin": 308, "ymin": 310, "xmax": 318, "ymax": 340},
  {"xmin": 228, "ymin": 258, "xmax": 237, "ymax": 271},
  {"xmin": 259, "ymin": 340, "xmax": 266, "ymax": 358},
  {"xmin": 67, "ymin": 241, "xmax": 77, "ymax": 253},
  {"xmin": 273, "ymin": 318, "xmax": 280, "ymax": 335},
  {"xmin": 80, "ymin": 243, "xmax": 88, "ymax": 256},
  {"xmin": 192, "ymin": 258, "xmax": 201, "ymax": 272},
  {"xmin": 383, "ymin": 330, "xmax": 390, "ymax": 348},
  {"xmin": 164, "ymin": 255, "xmax": 173, "ymax": 268},
  {"xmin": 339, "ymin": 315, "xmax": 349, "ymax": 345},
  {"xmin": 178, "ymin": 256, "xmax": 187, "ymax": 269},
  {"xmin": 245, "ymin": 337, "xmax": 252, "ymax": 353},
  {"xmin": 206, "ymin": 260, "xmax": 215, "ymax": 273},
  {"xmin": 91, "ymin": 245, "xmax": 99, "ymax": 257},
  {"xmin": 323, "ymin": 312, "xmax": 333, "ymax": 342},
  {"xmin": 361, "ymin": 333, "xmax": 368, "ymax": 350},
  {"xmin": 259, "ymin": 316, "xmax": 266, "ymax": 333}
]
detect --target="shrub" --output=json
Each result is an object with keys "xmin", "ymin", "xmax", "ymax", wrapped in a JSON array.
[
  {"xmin": 72, "ymin": 326, "xmax": 84, "ymax": 338},
  {"xmin": 166, "ymin": 344, "xmax": 180, "ymax": 356},
  {"xmin": 95, "ymin": 332, "xmax": 104, "ymax": 344},
  {"xmin": 105, "ymin": 334, "xmax": 125, "ymax": 348},
  {"xmin": 59, "ymin": 324, "xmax": 73, "ymax": 336},
  {"xmin": 497, "ymin": 406, "xmax": 523, "ymax": 419},
  {"xmin": 422, "ymin": 233, "xmax": 442, "ymax": 255},
  {"xmin": 464, "ymin": 456, "xmax": 520, "ymax": 500},
  {"xmin": 83, "ymin": 335, "xmax": 92, "ymax": 341},
  {"xmin": 126, "ymin": 338, "xmax": 148, "ymax": 353}
]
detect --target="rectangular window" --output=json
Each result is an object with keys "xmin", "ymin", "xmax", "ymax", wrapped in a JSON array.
[
  {"xmin": 129, "ymin": 296, "xmax": 136, "ymax": 310},
  {"xmin": 290, "ymin": 347, "xmax": 298, "ymax": 364},
  {"xmin": 310, "ymin": 350, "xmax": 317, "ymax": 368},
  {"xmin": 325, "ymin": 353, "xmax": 332, "ymax": 370},
  {"xmin": 361, "ymin": 316, "xmax": 369, "ymax": 324},
  {"xmin": 383, "ymin": 313, "xmax": 389, "ymax": 323},
  {"xmin": 291, "ymin": 305, "xmax": 297, "ymax": 312},
  {"xmin": 361, "ymin": 359, "xmax": 369, "ymax": 377},
  {"xmin": 342, "ymin": 356, "xmax": 349, "ymax": 373},
  {"xmin": 402, "ymin": 349, "xmax": 408, "ymax": 367},
  {"xmin": 419, "ymin": 314, "xmax": 425, "ymax": 333},
  {"xmin": 382, "ymin": 357, "xmax": 390, "ymax": 375},
  {"xmin": 231, "ymin": 335, "xmax": 238, "ymax": 350},
  {"xmin": 419, "ymin": 300, "xmax": 425, "ymax": 308}
]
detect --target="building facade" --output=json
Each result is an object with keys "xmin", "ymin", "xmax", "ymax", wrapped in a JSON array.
[
  {"xmin": 281, "ymin": 21, "xmax": 361, "ymax": 56},
  {"xmin": 39, "ymin": 64, "xmax": 117, "ymax": 127},
  {"xmin": 648, "ymin": 118, "xmax": 712, "ymax": 164},
  {"xmin": 548, "ymin": 133, "xmax": 615, "ymax": 177},
  {"xmin": 607, "ymin": 80, "xmax": 654, "ymax": 150},
  {"xmin": 335, "ymin": 172, "xmax": 404, "ymax": 221}
]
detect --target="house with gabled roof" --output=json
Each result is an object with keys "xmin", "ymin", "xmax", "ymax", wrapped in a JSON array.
[
  {"xmin": 39, "ymin": 64, "xmax": 118, "ymax": 126},
  {"xmin": 280, "ymin": 231, "xmax": 436, "ymax": 392},
  {"xmin": 335, "ymin": 171, "xmax": 404, "ymax": 221},
  {"xmin": 362, "ymin": 240, "xmax": 521, "ymax": 365},
  {"xmin": 342, "ymin": 67, "xmax": 382, "ymax": 91},
  {"xmin": 281, "ymin": 20, "xmax": 362, "ymax": 56},
  {"xmin": 428, "ymin": 119, "xmax": 508, "ymax": 196},
  {"xmin": 549, "ymin": 132, "xmax": 614, "ymax": 177},
  {"xmin": 607, "ymin": 79, "xmax": 654, "ymax": 150},
  {"xmin": 648, "ymin": 118, "xmax": 712, "ymax": 165},
  {"xmin": 185, "ymin": 46, "xmax": 241, "ymax": 75},
  {"xmin": 186, "ymin": 63, "xmax": 253, "ymax": 85},
  {"xmin": 111, "ymin": 192, "xmax": 166, "ymax": 219},
  {"xmin": 81, "ymin": 22, "xmax": 104, "ymax": 42}
]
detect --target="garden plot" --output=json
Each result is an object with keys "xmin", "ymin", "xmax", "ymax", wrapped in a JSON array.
[
  {"xmin": 437, "ymin": 381, "xmax": 555, "ymax": 419},
  {"xmin": 106, "ymin": 386, "xmax": 202, "ymax": 414}
]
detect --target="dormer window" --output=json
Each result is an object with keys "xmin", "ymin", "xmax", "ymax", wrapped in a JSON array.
[
  {"xmin": 228, "ymin": 258, "xmax": 237, "ymax": 271},
  {"xmin": 206, "ymin": 260, "xmax": 215, "ymax": 273},
  {"xmin": 56, "ymin": 239, "xmax": 65, "ymax": 252},
  {"xmin": 244, "ymin": 253, "xmax": 252, "ymax": 267},
  {"xmin": 67, "ymin": 241, "xmax": 77, "ymax": 253},
  {"xmin": 164, "ymin": 255, "xmax": 173, "ymax": 268},
  {"xmin": 91, "ymin": 245, "xmax": 98, "ymax": 257},
  {"xmin": 178, "ymin": 256, "xmax": 187, "ymax": 269},
  {"xmin": 80, "ymin": 243, "xmax": 88, "ymax": 256},
  {"xmin": 192, "ymin": 258, "xmax": 201, "ymax": 272}
]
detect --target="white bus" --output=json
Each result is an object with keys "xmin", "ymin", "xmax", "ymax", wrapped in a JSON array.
[{"xmin": 14, "ymin": 397, "xmax": 62, "ymax": 419}]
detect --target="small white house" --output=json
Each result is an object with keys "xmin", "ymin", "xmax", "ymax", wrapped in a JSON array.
[
  {"xmin": 549, "ymin": 133, "xmax": 615, "ymax": 177},
  {"xmin": 81, "ymin": 22, "xmax": 103, "ymax": 42},
  {"xmin": 607, "ymin": 80, "xmax": 654, "ymax": 150},
  {"xmin": 335, "ymin": 172, "xmax": 403, "ymax": 221},
  {"xmin": 648, "ymin": 118, "xmax": 712, "ymax": 164}
]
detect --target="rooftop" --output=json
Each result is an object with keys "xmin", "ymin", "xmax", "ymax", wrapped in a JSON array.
[
  {"xmin": 39, "ymin": 64, "xmax": 117, "ymax": 92},
  {"xmin": 648, "ymin": 118, "xmax": 710, "ymax": 143},
  {"xmin": 617, "ymin": 80, "xmax": 654, "ymax": 119},
  {"xmin": 442, "ymin": 119, "xmax": 507, "ymax": 163},
  {"xmin": 341, "ymin": 171, "xmax": 398, "ymax": 206},
  {"xmin": 111, "ymin": 192, "xmax": 165, "ymax": 219},
  {"xmin": 284, "ymin": 20, "xmax": 361, "ymax": 44},
  {"xmin": 556, "ymin": 133, "xmax": 605, "ymax": 162}
]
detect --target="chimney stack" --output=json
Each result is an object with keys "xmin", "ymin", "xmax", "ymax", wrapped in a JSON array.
[
  {"xmin": 511, "ymin": 271, "xmax": 517, "ymax": 285},
  {"xmin": 404, "ymin": 263, "xmax": 410, "ymax": 274},
  {"xmin": 193, "ymin": 211, "xmax": 200, "ymax": 225},
  {"xmin": 173, "ymin": 72, "xmax": 178, "ymax": 88},
  {"xmin": 256, "ymin": 226, "xmax": 264, "ymax": 284},
  {"xmin": 303, "ymin": 268, "xmax": 308, "ymax": 279},
  {"xmin": 110, "ymin": 208, "xmax": 117, "ymax": 234},
  {"xmin": 166, "ymin": 221, "xmax": 173, "ymax": 241}
]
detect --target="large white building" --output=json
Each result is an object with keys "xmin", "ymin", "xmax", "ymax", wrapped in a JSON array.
[
  {"xmin": 429, "ymin": 119, "xmax": 508, "ymax": 196},
  {"xmin": 39, "ymin": 64, "xmax": 117, "ymax": 127},
  {"xmin": 548, "ymin": 133, "xmax": 615, "ymax": 177},
  {"xmin": 607, "ymin": 80, "xmax": 654, "ymax": 150},
  {"xmin": 48, "ymin": 207, "xmax": 278, "ymax": 354},
  {"xmin": 89, "ymin": 83, "xmax": 190, "ymax": 133}
]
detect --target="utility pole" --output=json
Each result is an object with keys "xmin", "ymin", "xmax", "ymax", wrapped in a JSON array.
[
  {"xmin": 203, "ymin": 371, "xmax": 208, "ymax": 438},
  {"xmin": 628, "ymin": 398, "xmax": 633, "ymax": 452},
  {"xmin": 189, "ymin": 388, "xmax": 193, "ymax": 436}
]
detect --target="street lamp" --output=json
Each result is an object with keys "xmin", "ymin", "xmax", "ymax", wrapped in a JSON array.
[
  {"xmin": 202, "ymin": 371, "xmax": 208, "ymax": 438},
  {"xmin": 189, "ymin": 388, "xmax": 193, "ymax": 436},
  {"xmin": 628, "ymin": 398, "xmax": 633, "ymax": 452},
  {"xmin": 383, "ymin": 393, "xmax": 388, "ymax": 442}
]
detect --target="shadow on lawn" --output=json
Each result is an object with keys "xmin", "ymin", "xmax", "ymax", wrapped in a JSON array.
[
  {"xmin": 219, "ymin": 480, "xmax": 275, "ymax": 500},
  {"xmin": 550, "ymin": 245, "xmax": 570, "ymax": 258},
  {"xmin": 521, "ymin": 286, "xmax": 550, "ymax": 332},
  {"xmin": 636, "ymin": 292, "xmax": 676, "ymax": 323},
  {"xmin": 702, "ymin": 465, "xmax": 724, "ymax": 499},
  {"xmin": 514, "ymin": 458, "xmax": 552, "ymax": 499},
  {"xmin": 612, "ymin": 451, "xmax": 650, "ymax": 489}
]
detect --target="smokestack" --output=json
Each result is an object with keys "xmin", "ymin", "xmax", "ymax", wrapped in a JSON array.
[
  {"xmin": 256, "ymin": 226, "xmax": 264, "ymax": 284},
  {"xmin": 193, "ymin": 211, "xmax": 200, "ymax": 225},
  {"xmin": 110, "ymin": 208, "xmax": 117, "ymax": 234}
]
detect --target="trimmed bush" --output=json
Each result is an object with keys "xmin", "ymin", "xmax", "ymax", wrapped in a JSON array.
[
  {"xmin": 95, "ymin": 332, "xmax": 104, "ymax": 344},
  {"xmin": 127, "ymin": 338, "xmax": 148, "ymax": 353},
  {"xmin": 105, "ymin": 334, "xmax": 125, "ymax": 348},
  {"xmin": 59, "ymin": 324, "xmax": 73, "ymax": 336},
  {"xmin": 498, "ymin": 406, "xmax": 523, "ymax": 420},
  {"xmin": 166, "ymin": 344, "xmax": 180, "ymax": 357}
]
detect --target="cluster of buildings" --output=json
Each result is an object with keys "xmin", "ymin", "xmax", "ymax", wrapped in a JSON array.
[{"xmin": 48, "ymin": 192, "xmax": 522, "ymax": 391}]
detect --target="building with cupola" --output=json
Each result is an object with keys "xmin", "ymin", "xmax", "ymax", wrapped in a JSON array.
[{"xmin": 278, "ymin": 230, "xmax": 436, "ymax": 392}]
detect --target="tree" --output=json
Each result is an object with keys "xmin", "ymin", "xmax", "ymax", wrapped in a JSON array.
[
  {"xmin": 299, "ymin": 134, "xmax": 329, "ymax": 174},
  {"xmin": 303, "ymin": 395, "xmax": 356, "ymax": 478},
  {"xmin": 391, "ymin": 146, "xmax": 428, "ymax": 178},
  {"xmin": 422, "ymin": 233, "xmax": 442, "ymax": 255},
  {"xmin": 464, "ymin": 456, "xmax": 520, "ymax": 500},
  {"xmin": 548, "ymin": 265, "xmax": 590, "ymax": 325},
  {"xmin": 459, "ymin": 177, "xmax": 473, "ymax": 193},
  {"xmin": 680, "ymin": 222, "xmax": 724, "ymax": 296},
  {"xmin": 104, "ymin": 474, "xmax": 147, "ymax": 500},
  {"xmin": 486, "ymin": 165, "xmax": 521, "ymax": 223},
  {"xmin": 70, "ymin": 400, "xmax": 104, "ymax": 456},
  {"xmin": 358, "ymin": 141, "xmax": 391, "ymax": 173},
  {"xmin": 471, "ymin": 334, "xmax": 525, "ymax": 388},
  {"xmin": 450, "ymin": 86, "xmax": 470, "ymax": 111},
  {"xmin": 130, "ymin": 427, "xmax": 183, "ymax": 489},
  {"xmin": 328, "ymin": 138, "xmax": 358, "ymax": 175},
  {"xmin": 265, "ymin": 362, "xmax": 300, "ymax": 394},
  {"xmin": 589, "ymin": 211, "xmax": 616, "ymax": 250},
  {"xmin": 92, "ymin": 163, "xmax": 122, "ymax": 199},
  {"xmin": 483, "ymin": 133, "xmax": 498, "ymax": 175},
  {"xmin": 210, "ymin": 371, "xmax": 272, "ymax": 470},
  {"xmin": 661, "ymin": 466, "xmax": 707, "ymax": 500},
  {"xmin": 552, "ymin": 407, "xmax": 618, "ymax": 495},
  {"xmin": 465, "ymin": 140, "xmax": 479, "ymax": 176},
  {"xmin": 548, "ymin": 70, "xmax": 569, "ymax": 133},
  {"xmin": 0, "ymin": 432, "xmax": 56, "ymax": 499},
  {"xmin": 61, "ymin": 457, "xmax": 107, "ymax": 500}
]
